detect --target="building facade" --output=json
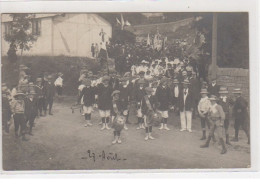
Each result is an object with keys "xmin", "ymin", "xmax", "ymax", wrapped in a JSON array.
[{"xmin": 1, "ymin": 13, "xmax": 112, "ymax": 57}]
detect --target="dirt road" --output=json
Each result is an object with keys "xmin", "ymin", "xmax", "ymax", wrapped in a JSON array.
[{"xmin": 2, "ymin": 97, "xmax": 250, "ymax": 171}]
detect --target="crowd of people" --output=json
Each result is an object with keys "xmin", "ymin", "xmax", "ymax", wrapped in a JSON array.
[
  {"xmin": 2, "ymin": 48, "xmax": 250, "ymax": 155},
  {"xmin": 76, "ymin": 55, "xmax": 250, "ymax": 154},
  {"xmin": 2, "ymin": 64, "xmax": 64, "ymax": 141}
]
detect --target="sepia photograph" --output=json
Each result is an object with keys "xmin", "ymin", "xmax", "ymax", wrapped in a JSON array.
[{"xmin": 1, "ymin": 11, "xmax": 252, "ymax": 171}]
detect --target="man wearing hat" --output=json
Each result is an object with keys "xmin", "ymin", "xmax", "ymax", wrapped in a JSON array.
[
  {"xmin": 190, "ymin": 71, "xmax": 200, "ymax": 118},
  {"xmin": 218, "ymin": 87, "xmax": 232, "ymax": 145},
  {"xmin": 133, "ymin": 78, "xmax": 146, "ymax": 130},
  {"xmin": 197, "ymin": 88, "xmax": 211, "ymax": 140},
  {"xmin": 171, "ymin": 79, "xmax": 180, "ymax": 114},
  {"xmin": 118, "ymin": 77, "xmax": 131, "ymax": 130},
  {"xmin": 208, "ymin": 78, "xmax": 220, "ymax": 96},
  {"xmin": 141, "ymin": 87, "xmax": 157, "ymax": 140},
  {"xmin": 11, "ymin": 90, "xmax": 28, "ymax": 141},
  {"xmin": 78, "ymin": 79, "xmax": 95, "ymax": 127},
  {"xmin": 35, "ymin": 78, "xmax": 44, "ymax": 116},
  {"xmin": 231, "ymin": 88, "xmax": 250, "ymax": 144},
  {"xmin": 178, "ymin": 79, "xmax": 194, "ymax": 132},
  {"xmin": 43, "ymin": 75, "xmax": 56, "ymax": 116},
  {"xmin": 155, "ymin": 77, "xmax": 172, "ymax": 130},
  {"xmin": 109, "ymin": 70, "xmax": 120, "ymax": 91},
  {"xmin": 54, "ymin": 72, "xmax": 64, "ymax": 101},
  {"xmin": 200, "ymin": 95, "xmax": 227, "ymax": 154},
  {"xmin": 96, "ymin": 75, "xmax": 113, "ymax": 130},
  {"xmin": 25, "ymin": 89, "xmax": 38, "ymax": 135},
  {"xmin": 2, "ymin": 90, "xmax": 12, "ymax": 133}
]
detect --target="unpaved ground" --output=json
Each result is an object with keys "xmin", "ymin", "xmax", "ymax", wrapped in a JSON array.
[{"xmin": 2, "ymin": 97, "xmax": 250, "ymax": 171}]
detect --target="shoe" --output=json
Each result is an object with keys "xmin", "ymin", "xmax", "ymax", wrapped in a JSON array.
[
  {"xmin": 87, "ymin": 122, "xmax": 93, "ymax": 126},
  {"xmin": 124, "ymin": 125, "xmax": 128, "ymax": 130},
  {"xmin": 22, "ymin": 136, "xmax": 29, "ymax": 141},
  {"xmin": 200, "ymin": 136, "xmax": 206, "ymax": 140},
  {"xmin": 141, "ymin": 124, "xmax": 145, "ymax": 129},
  {"xmin": 231, "ymin": 138, "xmax": 238, "ymax": 142},
  {"xmin": 149, "ymin": 134, "xmax": 155, "ymax": 140},
  {"xmin": 200, "ymin": 136, "xmax": 211, "ymax": 148},
  {"xmin": 105, "ymin": 124, "xmax": 111, "ymax": 130},
  {"xmin": 188, "ymin": 129, "xmax": 192, "ymax": 133},
  {"xmin": 158, "ymin": 124, "xmax": 164, "ymax": 130},
  {"xmin": 117, "ymin": 139, "xmax": 122, "ymax": 144},
  {"xmin": 49, "ymin": 112, "xmax": 53, "ymax": 115},
  {"xmin": 136, "ymin": 126, "xmax": 140, "ymax": 130},
  {"xmin": 180, "ymin": 129, "xmax": 186, "ymax": 132},
  {"xmin": 84, "ymin": 124, "xmax": 88, "ymax": 127},
  {"xmin": 220, "ymin": 138, "xmax": 227, "ymax": 154},
  {"xmin": 101, "ymin": 124, "xmax": 106, "ymax": 130},
  {"xmin": 164, "ymin": 125, "xmax": 170, "ymax": 131},
  {"xmin": 145, "ymin": 135, "xmax": 149, "ymax": 141},
  {"xmin": 221, "ymin": 148, "xmax": 227, "ymax": 154},
  {"xmin": 28, "ymin": 132, "xmax": 33, "ymax": 136},
  {"xmin": 112, "ymin": 139, "xmax": 117, "ymax": 144}
]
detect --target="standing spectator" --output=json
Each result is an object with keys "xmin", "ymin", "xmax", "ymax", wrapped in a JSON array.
[
  {"xmin": 190, "ymin": 71, "xmax": 201, "ymax": 118},
  {"xmin": 54, "ymin": 72, "xmax": 64, "ymax": 101},
  {"xmin": 2, "ymin": 90, "xmax": 12, "ymax": 133},
  {"xmin": 178, "ymin": 79, "xmax": 194, "ymax": 132},
  {"xmin": 218, "ymin": 86, "xmax": 232, "ymax": 145},
  {"xmin": 208, "ymin": 78, "xmax": 220, "ymax": 96},
  {"xmin": 95, "ymin": 43, "xmax": 99, "ymax": 58},
  {"xmin": 231, "ymin": 88, "xmax": 250, "ymax": 144},
  {"xmin": 35, "ymin": 78, "xmax": 44, "ymax": 116},
  {"xmin": 155, "ymin": 77, "xmax": 171, "ymax": 130},
  {"xmin": 43, "ymin": 75, "xmax": 55, "ymax": 116},
  {"xmin": 171, "ymin": 79, "xmax": 180, "ymax": 113},
  {"xmin": 91, "ymin": 43, "xmax": 95, "ymax": 57},
  {"xmin": 197, "ymin": 88, "xmax": 211, "ymax": 140},
  {"xmin": 11, "ymin": 90, "xmax": 28, "ymax": 141},
  {"xmin": 25, "ymin": 90, "xmax": 38, "ymax": 136}
]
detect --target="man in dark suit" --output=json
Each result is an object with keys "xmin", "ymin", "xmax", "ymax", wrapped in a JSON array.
[
  {"xmin": 43, "ymin": 75, "xmax": 55, "ymax": 116},
  {"xmin": 178, "ymin": 79, "xmax": 194, "ymax": 132},
  {"xmin": 208, "ymin": 78, "xmax": 220, "ymax": 96},
  {"xmin": 231, "ymin": 88, "xmax": 250, "ymax": 144},
  {"xmin": 25, "ymin": 90, "xmax": 38, "ymax": 135}
]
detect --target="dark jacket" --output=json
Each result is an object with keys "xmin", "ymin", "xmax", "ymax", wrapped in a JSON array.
[
  {"xmin": 218, "ymin": 97, "xmax": 233, "ymax": 118},
  {"xmin": 233, "ymin": 96, "xmax": 248, "ymax": 120},
  {"xmin": 190, "ymin": 77, "xmax": 201, "ymax": 101},
  {"xmin": 111, "ymin": 99, "xmax": 124, "ymax": 116},
  {"xmin": 109, "ymin": 77, "xmax": 120, "ymax": 90},
  {"xmin": 134, "ymin": 87, "xmax": 146, "ymax": 104},
  {"xmin": 155, "ymin": 86, "xmax": 172, "ymax": 111},
  {"xmin": 24, "ymin": 97, "xmax": 38, "ymax": 120},
  {"xmin": 96, "ymin": 84, "xmax": 113, "ymax": 110},
  {"xmin": 119, "ymin": 84, "xmax": 131, "ymax": 110},
  {"xmin": 43, "ymin": 82, "xmax": 55, "ymax": 99},
  {"xmin": 2, "ymin": 96, "xmax": 12, "ymax": 123},
  {"xmin": 208, "ymin": 84, "xmax": 220, "ymax": 96},
  {"xmin": 141, "ymin": 95, "xmax": 157, "ymax": 116},
  {"xmin": 178, "ymin": 87, "xmax": 194, "ymax": 112},
  {"xmin": 79, "ymin": 86, "xmax": 95, "ymax": 106}
]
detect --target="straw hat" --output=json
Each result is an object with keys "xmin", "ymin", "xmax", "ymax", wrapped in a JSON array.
[
  {"xmin": 219, "ymin": 86, "xmax": 229, "ymax": 94},
  {"xmin": 102, "ymin": 75, "xmax": 110, "ymax": 82},
  {"xmin": 173, "ymin": 79, "xmax": 179, "ymax": 84},
  {"xmin": 14, "ymin": 90, "xmax": 25, "ymax": 98},
  {"xmin": 182, "ymin": 79, "xmax": 190, "ymax": 85},
  {"xmin": 208, "ymin": 95, "xmax": 217, "ymax": 101},
  {"xmin": 233, "ymin": 88, "xmax": 242, "ymax": 94},
  {"xmin": 200, "ymin": 88, "xmax": 209, "ymax": 94},
  {"xmin": 111, "ymin": 90, "xmax": 120, "ymax": 97}
]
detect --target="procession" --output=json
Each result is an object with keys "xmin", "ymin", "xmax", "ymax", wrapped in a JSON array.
[{"xmin": 1, "ymin": 13, "xmax": 250, "ymax": 170}]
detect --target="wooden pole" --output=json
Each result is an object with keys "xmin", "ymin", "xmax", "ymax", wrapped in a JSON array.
[{"xmin": 211, "ymin": 13, "xmax": 218, "ymax": 80}]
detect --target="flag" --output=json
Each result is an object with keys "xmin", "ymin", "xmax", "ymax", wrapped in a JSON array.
[
  {"xmin": 116, "ymin": 17, "xmax": 121, "ymax": 25},
  {"xmin": 59, "ymin": 31, "xmax": 70, "ymax": 53},
  {"xmin": 121, "ymin": 14, "xmax": 125, "ymax": 30},
  {"xmin": 147, "ymin": 33, "xmax": 150, "ymax": 46},
  {"xmin": 125, "ymin": 20, "xmax": 131, "ymax": 26}
]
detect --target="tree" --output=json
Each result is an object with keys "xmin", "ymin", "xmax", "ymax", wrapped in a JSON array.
[{"xmin": 4, "ymin": 14, "xmax": 38, "ymax": 60}]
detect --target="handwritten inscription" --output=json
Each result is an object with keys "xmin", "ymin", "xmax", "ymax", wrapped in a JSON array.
[{"xmin": 81, "ymin": 150, "xmax": 127, "ymax": 162}]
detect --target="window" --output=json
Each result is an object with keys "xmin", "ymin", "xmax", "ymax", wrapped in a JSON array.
[
  {"xmin": 32, "ymin": 19, "xmax": 41, "ymax": 35},
  {"xmin": 4, "ymin": 23, "xmax": 12, "ymax": 35}
]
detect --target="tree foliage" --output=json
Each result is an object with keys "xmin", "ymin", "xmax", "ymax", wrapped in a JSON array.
[{"xmin": 4, "ymin": 13, "xmax": 38, "ymax": 59}]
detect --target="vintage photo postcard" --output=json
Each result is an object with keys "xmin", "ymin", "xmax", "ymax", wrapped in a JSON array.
[{"xmin": 0, "ymin": 0, "xmax": 259, "ymax": 174}]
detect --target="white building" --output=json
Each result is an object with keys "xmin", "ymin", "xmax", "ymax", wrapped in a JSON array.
[{"xmin": 1, "ymin": 13, "xmax": 112, "ymax": 57}]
